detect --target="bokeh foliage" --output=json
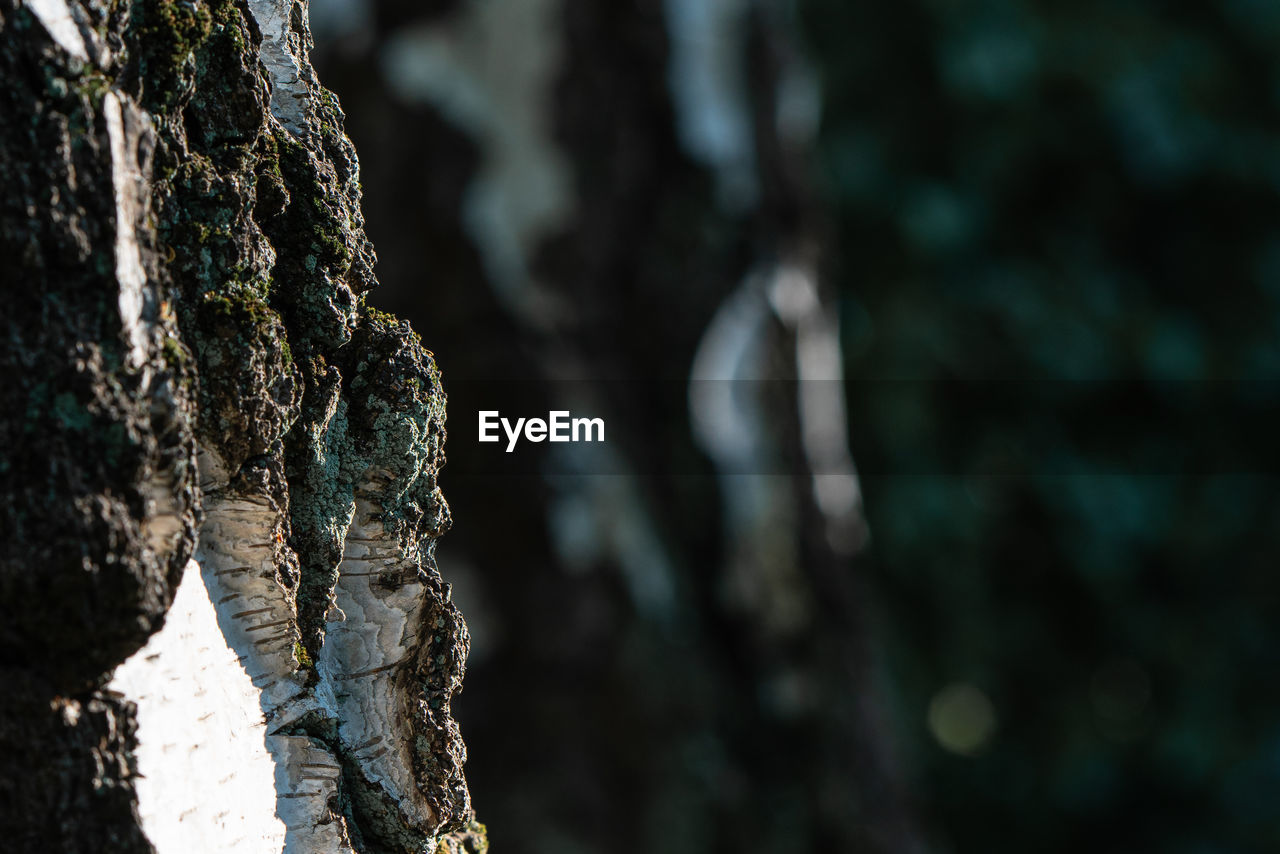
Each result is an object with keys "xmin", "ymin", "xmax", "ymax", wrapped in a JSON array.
[{"xmin": 802, "ymin": 0, "xmax": 1280, "ymax": 849}]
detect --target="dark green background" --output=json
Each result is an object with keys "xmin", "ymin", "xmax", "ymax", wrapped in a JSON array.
[{"xmin": 314, "ymin": 1, "xmax": 1280, "ymax": 850}]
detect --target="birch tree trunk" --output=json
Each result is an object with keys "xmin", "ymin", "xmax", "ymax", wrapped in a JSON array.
[{"xmin": 0, "ymin": 1, "xmax": 485, "ymax": 851}]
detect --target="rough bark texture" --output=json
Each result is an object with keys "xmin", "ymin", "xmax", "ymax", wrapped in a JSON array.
[{"xmin": 0, "ymin": 0, "xmax": 485, "ymax": 851}]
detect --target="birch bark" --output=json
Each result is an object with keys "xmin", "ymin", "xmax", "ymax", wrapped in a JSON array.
[{"xmin": 0, "ymin": 1, "xmax": 484, "ymax": 851}]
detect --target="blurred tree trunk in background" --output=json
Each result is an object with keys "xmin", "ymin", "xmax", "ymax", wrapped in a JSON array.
[
  {"xmin": 0, "ymin": 0, "xmax": 484, "ymax": 851},
  {"xmin": 312, "ymin": 1, "xmax": 922, "ymax": 851},
  {"xmin": 310, "ymin": 0, "xmax": 1280, "ymax": 852}
]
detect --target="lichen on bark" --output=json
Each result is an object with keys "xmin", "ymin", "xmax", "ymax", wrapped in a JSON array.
[{"xmin": 0, "ymin": 0, "xmax": 483, "ymax": 850}]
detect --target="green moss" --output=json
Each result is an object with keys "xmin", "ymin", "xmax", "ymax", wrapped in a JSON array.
[
  {"xmin": 127, "ymin": 0, "xmax": 213, "ymax": 110},
  {"xmin": 251, "ymin": 129, "xmax": 362, "ymax": 356},
  {"xmin": 160, "ymin": 334, "xmax": 193, "ymax": 394},
  {"xmin": 157, "ymin": 153, "xmax": 268, "ymax": 296},
  {"xmin": 209, "ymin": 0, "xmax": 247, "ymax": 51},
  {"xmin": 254, "ymin": 133, "xmax": 289, "ymax": 223},
  {"xmin": 315, "ymin": 87, "xmax": 348, "ymax": 144},
  {"xmin": 292, "ymin": 640, "xmax": 313, "ymax": 669},
  {"xmin": 73, "ymin": 72, "xmax": 111, "ymax": 105},
  {"xmin": 186, "ymin": 283, "xmax": 300, "ymax": 473},
  {"xmin": 362, "ymin": 304, "xmax": 402, "ymax": 329},
  {"xmin": 201, "ymin": 288, "xmax": 278, "ymax": 327}
]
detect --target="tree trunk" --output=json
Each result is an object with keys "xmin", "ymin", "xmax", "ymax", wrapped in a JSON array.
[{"xmin": 0, "ymin": 1, "xmax": 485, "ymax": 851}]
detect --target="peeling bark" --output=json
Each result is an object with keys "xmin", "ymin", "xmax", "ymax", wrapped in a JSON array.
[{"xmin": 0, "ymin": 0, "xmax": 484, "ymax": 850}]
